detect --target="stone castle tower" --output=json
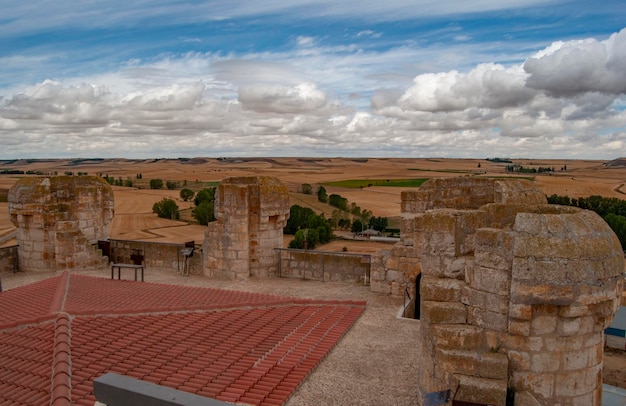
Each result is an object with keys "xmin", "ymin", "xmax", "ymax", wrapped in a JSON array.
[
  {"xmin": 373, "ymin": 178, "xmax": 623, "ymax": 405},
  {"xmin": 204, "ymin": 176, "xmax": 290, "ymax": 279},
  {"xmin": 8, "ymin": 176, "xmax": 114, "ymax": 272}
]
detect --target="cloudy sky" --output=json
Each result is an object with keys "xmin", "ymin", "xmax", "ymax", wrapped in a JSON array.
[{"xmin": 1, "ymin": 0, "xmax": 625, "ymax": 159}]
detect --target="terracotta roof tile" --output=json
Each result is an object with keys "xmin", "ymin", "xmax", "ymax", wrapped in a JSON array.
[
  {"xmin": 0, "ymin": 272, "xmax": 365, "ymax": 405},
  {"xmin": 0, "ymin": 276, "xmax": 61, "ymax": 329}
]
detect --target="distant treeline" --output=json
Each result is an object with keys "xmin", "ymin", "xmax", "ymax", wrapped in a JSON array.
[
  {"xmin": 0, "ymin": 169, "xmax": 91, "ymax": 175},
  {"xmin": 486, "ymin": 157, "xmax": 513, "ymax": 163},
  {"xmin": 506, "ymin": 165, "xmax": 555, "ymax": 174},
  {"xmin": 548, "ymin": 194, "xmax": 626, "ymax": 250},
  {"xmin": 0, "ymin": 169, "xmax": 46, "ymax": 175}
]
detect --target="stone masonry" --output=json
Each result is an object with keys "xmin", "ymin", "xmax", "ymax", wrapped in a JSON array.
[
  {"xmin": 388, "ymin": 178, "xmax": 624, "ymax": 406},
  {"xmin": 204, "ymin": 176, "xmax": 290, "ymax": 279},
  {"xmin": 8, "ymin": 176, "xmax": 114, "ymax": 272},
  {"xmin": 370, "ymin": 177, "xmax": 546, "ymax": 296}
]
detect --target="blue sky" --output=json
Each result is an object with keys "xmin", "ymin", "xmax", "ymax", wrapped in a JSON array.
[{"xmin": 1, "ymin": 0, "xmax": 625, "ymax": 159}]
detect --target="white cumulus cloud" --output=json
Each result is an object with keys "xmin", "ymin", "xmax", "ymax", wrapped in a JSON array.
[
  {"xmin": 524, "ymin": 28, "xmax": 626, "ymax": 96},
  {"xmin": 238, "ymin": 83, "xmax": 329, "ymax": 114}
]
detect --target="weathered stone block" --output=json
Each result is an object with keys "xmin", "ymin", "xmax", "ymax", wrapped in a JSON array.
[
  {"xmin": 530, "ymin": 352, "xmax": 560, "ymax": 373},
  {"xmin": 472, "ymin": 266, "xmax": 510, "ymax": 295},
  {"xmin": 509, "ymin": 303, "xmax": 532, "ymax": 320},
  {"xmin": 423, "ymin": 301, "xmax": 467, "ymax": 325},
  {"xmin": 461, "ymin": 286, "xmax": 484, "ymax": 308},
  {"xmin": 436, "ymin": 350, "xmax": 508, "ymax": 380},
  {"xmin": 511, "ymin": 281, "xmax": 574, "ymax": 306},
  {"xmin": 511, "ymin": 372, "xmax": 554, "ymax": 399},
  {"xmin": 453, "ymin": 374, "xmax": 508, "ymax": 406},
  {"xmin": 432, "ymin": 325, "xmax": 485, "ymax": 350},
  {"xmin": 558, "ymin": 317, "xmax": 581, "ymax": 336},
  {"xmin": 469, "ymin": 307, "xmax": 508, "ymax": 332},
  {"xmin": 508, "ymin": 320, "xmax": 530, "ymax": 336},
  {"xmin": 530, "ymin": 314, "xmax": 557, "ymax": 335},
  {"xmin": 562, "ymin": 350, "xmax": 588, "ymax": 371},
  {"xmin": 507, "ymin": 349, "xmax": 531, "ymax": 370},
  {"xmin": 554, "ymin": 364, "xmax": 600, "ymax": 397},
  {"xmin": 421, "ymin": 276, "xmax": 464, "ymax": 302}
]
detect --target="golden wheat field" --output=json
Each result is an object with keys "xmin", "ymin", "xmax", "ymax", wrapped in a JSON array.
[{"xmin": 1, "ymin": 157, "xmax": 625, "ymax": 247}]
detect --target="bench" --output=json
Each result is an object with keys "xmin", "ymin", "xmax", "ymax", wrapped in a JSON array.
[{"xmin": 111, "ymin": 263, "xmax": 145, "ymax": 281}]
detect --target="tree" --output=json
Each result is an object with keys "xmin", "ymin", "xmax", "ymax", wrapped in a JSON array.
[
  {"xmin": 369, "ymin": 216, "xmax": 389, "ymax": 232},
  {"xmin": 289, "ymin": 228, "xmax": 320, "ymax": 249},
  {"xmin": 307, "ymin": 213, "xmax": 332, "ymax": 243},
  {"xmin": 152, "ymin": 198, "xmax": 179, "ymax": 219},
  {"xmin": 329, "ymin": 194, "xmax": 348, "ymax": 211},
  {"xmin": 603, "ymin": 213, "xmax": 626, "ymax": 250},
  {"xmin": 350, "ymin": 202, "xmax": 361, "ymax": 216},
  {"xmin": 351, "ymin": 219, "xmax": 363, "ymax": 233},
  {"xmin": 317, "ymin": 186, "xmax": 328, "ymax": 203},
  {"xmin": 192, "ymin": 201, "xmax": 215, "ymax": 225},
  {"xmin": 301, "ymin": 183, "xmax": 313, "ymax": 194},
  {"xmin": 284, "ymin": 205, "xmax": 316, "ymax": 235},
  {"xmin": 166, "ymin": 180, "xmax": 177, "ymax": 190},
  {"xmin": 338, "ymin": 218, "xmax": 351, "ymax": 229},
  {"xmin": 332, "ymin": 209, "xmax": 350, "ymax": 229},
  {"xmin": 194, "ymin": 188, "xmax": 216, "ymax": 206},
  {"xmin": 360, "ymin": 209, "xmax": 373, "ymax": 225},
  {"xmin": 180, "ymin": 188, "xmax": 195, "ymax": 202},
  {"xmin": 149, "ymin": 179, "xmax": 163, "ymax": 189}
]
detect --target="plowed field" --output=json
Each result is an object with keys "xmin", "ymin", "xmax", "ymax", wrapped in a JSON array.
[{"xmin": 1, "ymin": 157, "xmax": 625, "ymax": 246}]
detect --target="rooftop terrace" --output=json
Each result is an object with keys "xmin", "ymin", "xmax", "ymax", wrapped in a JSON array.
[{"xmin": 0, "ymin": 268, "xmax": 420, "ymax": 405}]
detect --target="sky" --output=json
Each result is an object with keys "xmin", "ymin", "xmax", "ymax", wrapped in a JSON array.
[{"xmin": 1, "ymin": 0, "xmax": 625, "ymax": 159}]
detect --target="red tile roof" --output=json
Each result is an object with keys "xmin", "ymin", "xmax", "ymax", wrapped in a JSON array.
[{"xmin": 0, "ymin": 273, "xmax": 365, "ymax": 405}]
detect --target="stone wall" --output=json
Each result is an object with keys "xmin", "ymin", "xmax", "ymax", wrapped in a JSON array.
[
  {"xmin": 204, "ymin": 177, "xmax": 290, "ymax": 279},
  {"xmin": 277, "ymin": 249, "xmax": 370, "ymax": 283},
  {"xmin": 371, "ymin": 178, "xmax": 546, "ymax": 296},
  {"xmin": 0, "ymin": 245, "xmax": 18, "ymax": 274},
  {"xmin": 8, "ymin": 176, "xmax": 114, "ymax": 272},
  {"xmin": 109, "ymin": 239, "xmax": 203, "ymax": 275},
  {"xmin": 409, "ymin": 178, "xmax": 624, "ymax": 406}
]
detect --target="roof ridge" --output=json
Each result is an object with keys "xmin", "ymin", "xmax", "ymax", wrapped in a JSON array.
[
  {"xmin": 49, "ymin": 271, "xmax": 70, "ymax": 314},
  {"xmin": 49, "ymin": 312, "xmax": 72, "ymax": 406},
  {"xmin": 66, "ymin": 299, "xmax": 367, "ymax": 319}
]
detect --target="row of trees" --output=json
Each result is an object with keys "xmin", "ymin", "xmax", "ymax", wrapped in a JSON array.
[
  {"xmin": 102, "ymin": 175, "xmax": 134, "ymax": 187},
  {"xmin": 152, "ymin": 187, "xmax": 216, "ymax": 225},
  {"xmin": 284, "ymin": 184, "xmax": 390, "ymax": 249},
  {"xmin": 313, "ymin": 185, "xmax": 376, "ymax": 230},
  {"xmin": 548, "ymin": 194, "xmax": 626, "ymax": 250},
  {"xmin": 506, "ymin": 165, "xmax": 555, "ymax": 174}
]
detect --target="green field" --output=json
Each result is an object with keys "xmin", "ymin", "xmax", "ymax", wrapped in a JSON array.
[{"xmin": 323, "ymin": 178, "xmax": 428, "ymax": 188}]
